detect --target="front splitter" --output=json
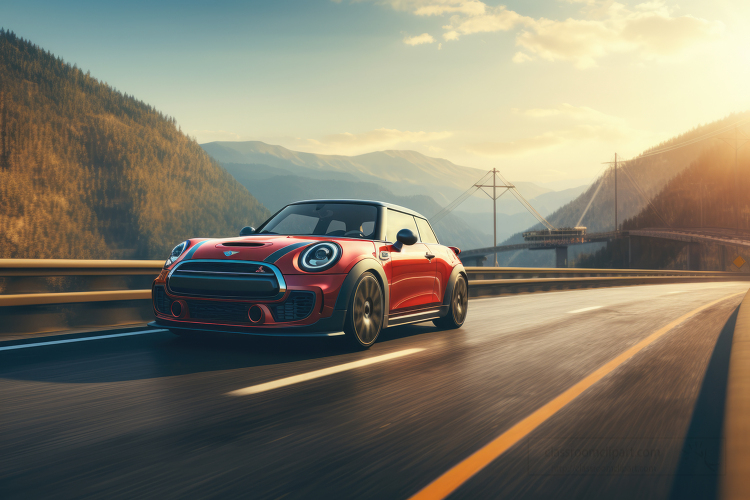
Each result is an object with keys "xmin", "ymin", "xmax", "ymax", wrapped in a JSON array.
[{"xmin": 148, "ymin": 320, "xmax": 345, "ymax": 337}]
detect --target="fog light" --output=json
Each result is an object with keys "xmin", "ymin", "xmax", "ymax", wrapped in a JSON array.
[
  {"xmin": 248, "ymin": 304, "xmax": 264, "ymax": 324},
  {"xmin": 171, "ymin": 301, "xmax": 183, "ymax": 317}
]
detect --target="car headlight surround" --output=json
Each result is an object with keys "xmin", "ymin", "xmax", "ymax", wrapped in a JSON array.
[
  {"xmin": 299, "ymin": 242, "xmax": 341, "ymax": 272},
  {"xmin": 164, "ymin": 241, "xmax": 189, "ymax": 268}
]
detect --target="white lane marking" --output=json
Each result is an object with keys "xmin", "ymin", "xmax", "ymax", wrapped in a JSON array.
[
  {"xmin": 227, "ymin": 348, "xmax": 425, "ymax": 396},
  {"xmin": 568, "ymin": 306, "xmax": 603, "ymax": 314},
  {"xmin": 0, "ymin": 329, "xmax": 167, "ymax": 351}
]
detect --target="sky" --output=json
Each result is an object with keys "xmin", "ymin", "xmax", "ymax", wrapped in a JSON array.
[{"xmin": 3, "ymin": 0, "xmax": 750, "ymax": 187}]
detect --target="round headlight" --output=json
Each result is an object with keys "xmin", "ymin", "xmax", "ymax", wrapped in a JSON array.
[
  {"xmin": 299, "ymin": 242, "xmax": 341, "ymax": 272},
  {"xmin": 164, "ymin": 241, "xmax": 189, "ymax": 268}
]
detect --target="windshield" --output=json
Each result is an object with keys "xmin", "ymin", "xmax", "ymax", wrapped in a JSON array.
[{"xmin": 258, "ymin": 203, "xmax": 379, "ymax": 239}]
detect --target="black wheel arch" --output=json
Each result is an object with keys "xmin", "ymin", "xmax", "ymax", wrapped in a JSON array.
[
  {"xmin": 439, "ymin": 264, "xmax": 467, "ymax": 316},
  {"xmin": 334, "ymin": 258, "xmax": 390, "ymax": 327}
]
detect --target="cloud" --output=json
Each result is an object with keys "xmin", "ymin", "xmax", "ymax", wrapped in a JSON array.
[
  {"xmin": 512, "ymin": 51, "xmax": 532, "ymax": 63},
  {"xmin": 304, "ymin": 127, "xmax": 453, "ymax": 154},
  {"xmin": 467, "ymin": 123, "xmax": 626, "ymax": 156},
  {"xmin": 515, "ymin": 3, "xmax": 723, "ymax": 68},
  {"xmin": 469, "ymin": 104, "xmax": 629, "ymax": 156},
  {"xmin": 447, "ymin": 5, "xmax": 531, "ymax": 35},
  {"xmin": 518, "ymin": 103, "xmax": 620, "ymax": 122},
  {"xmin": 381, "ymin": 0, "xmax": 486, "ymax": 16},
  {"xmin": 404, "ymin": 32, "xmax": 435, "ymax": 45},
  {"xmin": 191, "ymin": 129, "xmax": 243, "ymax": 142},
  {"xmin": 367, "ymin": 0, "xmax": 723, "ymax": 67}
]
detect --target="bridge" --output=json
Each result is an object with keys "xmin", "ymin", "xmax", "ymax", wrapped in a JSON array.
[
  {"xmin": 461, "ymin": 227, "xmax": 750, "ymax": 270},
  {"xmin": 2, "ymin": 260, "xmax": 750, "ymax": 499},
  {"xmin": 461, "ymin": 230, "xmax": 621, "ymax": 267}
]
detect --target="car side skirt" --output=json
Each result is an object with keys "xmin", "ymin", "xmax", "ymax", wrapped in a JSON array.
[{"xmin": 386, "ymin": 305, "xmax": 449, "ymax": 327}]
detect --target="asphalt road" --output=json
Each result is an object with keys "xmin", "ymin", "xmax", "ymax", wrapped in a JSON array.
[{"xmin": 1, "ymin": 282, "xmax": 747, "ymax": 500}]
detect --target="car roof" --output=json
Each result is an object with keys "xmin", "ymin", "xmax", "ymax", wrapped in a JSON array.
[{"xmin": 288, "ymin": 199, "xmax": 428, "ymax": 220}]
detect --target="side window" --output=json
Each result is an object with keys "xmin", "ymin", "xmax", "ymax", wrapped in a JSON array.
[
  {"xmin": 415, "ymin": 218, "xmax": 439, "ymax": 244},
  {"xmin": 386, "ymin": 209, "xmax": 419, "ymax": 243}
]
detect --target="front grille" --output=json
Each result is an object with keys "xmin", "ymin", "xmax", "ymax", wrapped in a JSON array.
[
  {"xmin": 271, "ymin": 291, "xmax": 316, "ymax": 322},
  {"xmin": 168, "ymin": 261, "xmax": 280, "ymax": 298},
  {"xmin": 186, "ymin": 300, "xmax": 249, "ymax": 323},
  {"xmin": 180, "ymin": 291, "xmax": 316, "ymax": 325},
  {"xmin": 174, "ymin": 261, "xmax": 271, "ymax": 274},
  {"xmin": 153, "ymin": 286, "xmax": 170, "ymax": 314}
]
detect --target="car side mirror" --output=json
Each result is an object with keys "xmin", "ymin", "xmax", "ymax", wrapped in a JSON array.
[
  {"xmin": 239, "ymin": 226, "xmax": 256, "ymax": 236},
  {"xmin": 393, "ymin": 228, "xmax": 418, "ymax": 251}
]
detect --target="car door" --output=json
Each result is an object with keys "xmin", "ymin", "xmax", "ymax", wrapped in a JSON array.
[
  {"xmin": 415, "ymin": 217, "xmax": 448, "ymax": 303},
  {"xmin": 385, "ymin": 209, "xmax": 437, "ymax": 313}
]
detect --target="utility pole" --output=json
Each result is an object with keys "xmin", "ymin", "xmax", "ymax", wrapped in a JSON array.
[
  {"xmin": 493, "ymin": 169, "xmax": 497, "ymax": 266},
  {"xmin": 614, "ymin": 153, "xmax": 618, "ymax": 232},
  {"xmin": 736, "ymin": 126, "xmax": 740, "ymax": 234},
  {"xmin": 474, "ymin": 168, "xmax": 513, "ymax": 267}
]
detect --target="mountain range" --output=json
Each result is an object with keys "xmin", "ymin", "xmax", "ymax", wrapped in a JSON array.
[{"xmin": 201, "ymin": 141, "xmax": 588, "ymax": 247}]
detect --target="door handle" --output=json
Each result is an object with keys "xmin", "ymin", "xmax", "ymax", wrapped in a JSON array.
[{"xmin": 425, "ymin": 252, "xmax": 435, "ymax": 260}]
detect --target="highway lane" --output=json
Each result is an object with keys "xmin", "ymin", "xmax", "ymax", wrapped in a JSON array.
[{"xmin": 0, "ymin": 282, "xmax": 747, "ymax": 499}]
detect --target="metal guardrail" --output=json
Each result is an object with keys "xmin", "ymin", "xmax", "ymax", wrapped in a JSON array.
[
  {"xmin": 0, "ymin": 259, "xmax": 163, "ymax": 307},
  {"xmin": 464, "ymin": 266, "xmax": 746, "ymax": 277},
  {"xmin": 464, "ymin": 267, "xmax": 750, "ymax": 298},
  {"xmin": 1, "ymin": 260, "xmax": 749, "ymax": 307},
  {"xmin": 0, "ymin": 259, "xmax": 164, "ymax": 276}
]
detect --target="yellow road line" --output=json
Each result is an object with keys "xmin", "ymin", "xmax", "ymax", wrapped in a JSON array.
[{"xmin": 409, "ymin": 292, "xmax": 744, "ymax": 500}]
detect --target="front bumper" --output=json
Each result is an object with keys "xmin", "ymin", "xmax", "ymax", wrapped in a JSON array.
[{"xmin": 150, "ymin": 310, "xmax": 346, "ymax": 337}]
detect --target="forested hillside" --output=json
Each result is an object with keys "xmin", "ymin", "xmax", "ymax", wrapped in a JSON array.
[
  {"xmin": 531, "ymin": 112, "xmax": 750, "ymax": 235},
  {"xmin": 0, "ymin": 30, "xmax": 269, "ymax": 259},
  {"xmin": 574, "ymin": 133, "xmax": 750, "ymax": 269},
  {"xmin": 622, "ymin": 141, "xmax": 750, "ymax": 230},
  {"xmin": 494, "ymin": 112, "xmax": 750, "ymax": 267}
]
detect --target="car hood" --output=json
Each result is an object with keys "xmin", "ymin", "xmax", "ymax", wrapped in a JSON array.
[{"xmin": 176, "ymin": 235, "xmax": 318, "ymax": 264}]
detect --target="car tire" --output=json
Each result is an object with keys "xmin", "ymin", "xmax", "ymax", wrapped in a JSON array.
[
  {"xmin": 343, "ymin": 272, "xmax": 384, "ymax": 349},
  {"xmin": 433, "ymin": 274, "xmax": 468, "ymax": 329}
]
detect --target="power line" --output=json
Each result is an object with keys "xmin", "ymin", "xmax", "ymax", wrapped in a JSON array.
[
  {"xmin": 491, "ymin": 169, "xmax": 555, "ymax": 230},
  {"xmin": 576, "ymin": 174, "xmax": 605, "ymax": 227},
  {"xmin": 624, "ymin": 116, "xmax": 750, "ymax": 162},
  {"xmin": 620, "ymin": 166, "xmax": 671, "ymax": 227},
  {"xmin": 431, "ymin": 170, "xmax": 493, "ymax": 223}
]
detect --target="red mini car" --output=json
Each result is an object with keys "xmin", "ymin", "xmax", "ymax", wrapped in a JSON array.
[{"xmin": 149, "ymin": 199, "xmax": 468, "ymax": 348}]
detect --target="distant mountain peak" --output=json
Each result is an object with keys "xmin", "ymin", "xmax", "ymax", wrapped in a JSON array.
[{"xmin": 201, "ymin": 140, "xmax": 487, "ymax": 201}]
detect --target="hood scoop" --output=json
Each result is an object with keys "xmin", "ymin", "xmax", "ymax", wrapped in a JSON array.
[{"xmin": 221, "ymin": 242, "xmax": 267, "ymax": 247}]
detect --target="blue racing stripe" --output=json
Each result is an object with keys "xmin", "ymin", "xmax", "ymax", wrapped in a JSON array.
[
  {"xmin": 183, "ymin": 239, "xmax": 211, "ymax": 260},
  {"xmin": 263, "ymin": 241, "xmax": 312, "ymax": 263}
]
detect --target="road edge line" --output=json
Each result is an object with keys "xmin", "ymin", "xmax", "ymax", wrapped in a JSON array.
[
  {"xmin": 721, "ymin": 289, "xmax": 750, "ymax": 500},
  {"xmin": 409, "ymin": 291, "xmax": 744, "ymax": 500}
]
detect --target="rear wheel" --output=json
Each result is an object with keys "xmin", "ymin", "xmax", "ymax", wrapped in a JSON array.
[
  {"xmin": 434, "ymin": 275, "xmax": 468, "ymax": 329},
  {"xmin": 344, "ymin": 272, "xmax": 384, "ymax": 349}
]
